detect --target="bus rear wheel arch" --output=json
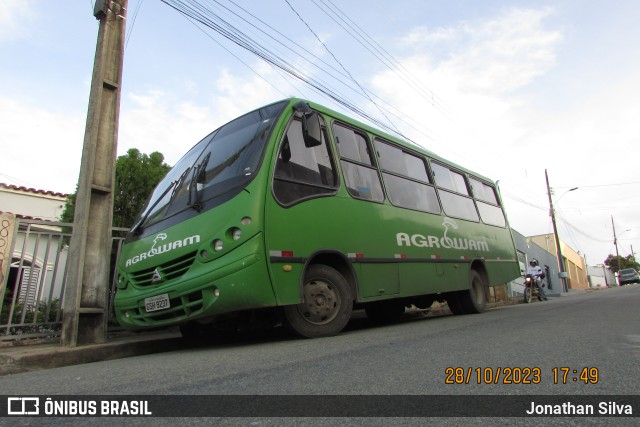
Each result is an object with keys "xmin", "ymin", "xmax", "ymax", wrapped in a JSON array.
[{"xmin": 283, "ymin": 264, "xmax": 353, "ymax": 338}]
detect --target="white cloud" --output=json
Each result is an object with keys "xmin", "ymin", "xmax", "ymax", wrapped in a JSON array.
[
  {"xmin": 0, "ymin": 0, "xmax": 34, "ymax": 42},
  {"xmin": 398, "ymin": 8, "xmax": 561, "ymax": 94},
  {"xmin": 368, "ymin": 5, "xmax": 640, "ymax": 263},
  {"xmin": 118, "ymin": 64, "xmax": 283, "ymax": 167},
  {"xmin": 0, "ymin": 97, "xmax": 84, "ymax": 192},
  {"xmin": 0, "ymin": 61, "xmax": 285, "ymax": 193},
  {"xmin": 372, "ymin": 8, "xmax": 563, "ymax": 164}
]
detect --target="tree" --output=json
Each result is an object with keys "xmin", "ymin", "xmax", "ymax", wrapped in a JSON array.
[
  {"xmin": 604, "ymin": 254, "xmax": 639, "ymax": 274},
  {"xmin": 61, "ymin": 148, "xmax": 171, "ymax": 228}
]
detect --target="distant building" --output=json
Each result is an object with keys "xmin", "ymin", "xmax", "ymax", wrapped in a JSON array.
[
  {"xmin": 507, "ymin": 230, "xmax": 590, "ymax": 299},
  {"xmin": 588, "ymin": 264, "xmax": 616, "ymax": 287},
  {"xmin": 0, "ymin": 183, "xmax": 68, "ymax": 221},
  {"xmin": 528, "ymin": 234, "xmax": 589, "ymax": 289}
]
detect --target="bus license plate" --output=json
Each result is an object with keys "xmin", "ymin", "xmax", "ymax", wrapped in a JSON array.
[{"xmin": 145, "ymin": 294, "xmax": 170, "ymax": 312}]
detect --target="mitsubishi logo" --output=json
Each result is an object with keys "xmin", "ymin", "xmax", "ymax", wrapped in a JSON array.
[{"xmin": 151, "ymin": 268, "xmax": 163, "ymax": 283}]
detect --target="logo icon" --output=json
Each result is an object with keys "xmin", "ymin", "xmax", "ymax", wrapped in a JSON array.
[
  {"xmin": 151, "ymin": 268, "xmax": 162, "ymax": 283},
  {"xmin": 7, "ymin": 397, "xmax": 40, "ymax": 415},
  {"xmin": 151, "ymin": 233, "xmax": 168, "ymax": 253}
]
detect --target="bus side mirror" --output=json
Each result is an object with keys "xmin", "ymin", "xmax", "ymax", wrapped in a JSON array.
[{"xmin": 302, "ymin": 112, "xmax": 322, "ymax": 148}]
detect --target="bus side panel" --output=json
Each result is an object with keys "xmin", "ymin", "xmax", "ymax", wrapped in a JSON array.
[
  {"xmin": 399, "ymin": 262, "xmax": 460, "ymax": 295},
  {"xmin": 269, "ymin": 262, "xmax": 304, "ymax": 306},
  {"xmin": 485, "ymin": 259, "xmax": 521, "ymax": 286},
  {"xmin": 359, "ymin": 264, "xmax": 399, "ymax": 298}
]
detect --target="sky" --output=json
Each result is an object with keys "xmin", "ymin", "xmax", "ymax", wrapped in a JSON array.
[{"xmin": 1, "ymin": 0, "xmax": 639, "ymax": 266}]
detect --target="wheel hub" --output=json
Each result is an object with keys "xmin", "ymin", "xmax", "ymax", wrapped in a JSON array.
[{"xmin": 298, "ymin": 280, "xmax": 340, "ymax": 325}]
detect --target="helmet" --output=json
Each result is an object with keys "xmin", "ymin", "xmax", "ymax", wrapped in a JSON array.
[{"xmin": 529, "ymin": 259, "xmax": 538, "ymax": 266}]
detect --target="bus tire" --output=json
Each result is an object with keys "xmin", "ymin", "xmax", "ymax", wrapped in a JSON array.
[
  {"xmin": 365, "ymin": 301, "xmax": 405, "ymax": 323},
  {"xmin": 284, "ymin": 264, "xmax": 353, "ymax": 338},
  {"xmin": 447, "ymin": 293, "xmax": 466, "ymax": 315},
  {"xmin": 454, "ymin": 270, "xmax": 487, "ymax": 314}
]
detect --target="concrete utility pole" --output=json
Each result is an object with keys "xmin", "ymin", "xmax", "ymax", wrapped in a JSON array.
[
  {"xmin": 545, "ymin": 169, "xmax": 569, "ymax": 292},
  {"xmin": 611, "ymin": 216, "xmax": 620, "ymax": 273},
  {"xmin": 61, "ymin": 0, "xmax": 127, "ymax": 347}
]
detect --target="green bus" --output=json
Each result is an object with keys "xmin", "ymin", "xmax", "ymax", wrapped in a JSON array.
[{"xmin": 114, "ymin": 98, "xmax": 520, "ymax": 338}]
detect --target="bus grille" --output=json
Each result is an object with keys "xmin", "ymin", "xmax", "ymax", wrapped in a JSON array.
[
  {"xmin": 129, "ymin": 251, "xmax": 197, "ymax": 287},
  {"xmin": 128, "ymin": 289, "xmax": 205, "ymax": 325}
]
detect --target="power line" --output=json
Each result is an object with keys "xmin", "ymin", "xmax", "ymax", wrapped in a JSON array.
[
  {"xmin": 159, "ymin": 0, "xmax": 420, "ymax": 141},
  {"xmin": 180, "ymin": 14, "xmax": 291, "ymax": 98},
  {"xmin": 282, "ymin": 0, "xmax": 402, "ymax": 136},
  {"xmin": 125, "ymin": 0, "xmax": 145, "ymax": 50},
  {"xmin": 311, "ymin": 0, "xmax": 454, "ymax": 120},
  {"xmin": 556, "ymin": 181, "xmax": 640, "ymax": 189},
  {"xmin": 555, "ymin": 213, "xmax": 612, "ymax": 244}
]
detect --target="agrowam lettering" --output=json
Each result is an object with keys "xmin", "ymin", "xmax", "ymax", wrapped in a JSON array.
[
  {"xmin": 396, "ymin": 232, "xmax": 490, "ymax": 252},
  {"xmin": 125, "ymin": 235, "xmax": 201, "ymax": 267}
]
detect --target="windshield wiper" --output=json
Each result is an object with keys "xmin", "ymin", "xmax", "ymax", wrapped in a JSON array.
[
  {"xmin": 188, "ymin": 153, "xmax": 210, "ymax": 212},
  {"xmin": 131, "ymin": 168, "xmax": 191, "ymax": 235}
]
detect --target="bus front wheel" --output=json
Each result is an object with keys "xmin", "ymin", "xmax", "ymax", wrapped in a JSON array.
[{"xmin": 284, "ymin": 264, "xmax": 353, "ymax": 338}]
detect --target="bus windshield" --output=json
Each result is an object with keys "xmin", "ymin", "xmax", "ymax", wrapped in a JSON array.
[{"xmin": 131, "ymin": 100, "xmax": 287, "ymax": 234}]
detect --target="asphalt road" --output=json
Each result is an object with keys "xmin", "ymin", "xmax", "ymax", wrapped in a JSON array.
[{"xmin": 1, "ymin": 285, "xmax": 639, "ymax": 425}]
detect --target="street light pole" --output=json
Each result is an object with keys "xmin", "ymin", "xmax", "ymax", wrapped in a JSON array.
[{"xmin": 545, "ymin": 169, "xmax": 574, "ymax": 292}]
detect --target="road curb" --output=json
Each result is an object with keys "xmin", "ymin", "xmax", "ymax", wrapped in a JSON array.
[{"xmin": 0, "ymin": 332, "xmax": 184, "ymax": 376}]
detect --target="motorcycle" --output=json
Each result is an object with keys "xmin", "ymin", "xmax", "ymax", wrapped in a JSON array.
[{"xmin": 523, "ymin": 274, "xmax": 545, "ymax": 303}]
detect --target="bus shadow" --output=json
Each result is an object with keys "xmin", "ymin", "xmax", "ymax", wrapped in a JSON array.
[
  {"xmin": 180, "ymin": 307, "xmax": 456, "ymax": 351},
  {"xmin": 343, "ymin": 307, "xmax": 454, "ymax": 334}
]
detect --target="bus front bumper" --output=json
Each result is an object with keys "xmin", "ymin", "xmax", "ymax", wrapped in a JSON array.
[{"xmin": 114, "ymin": 235, "xmax": 276, "ymax": 330}]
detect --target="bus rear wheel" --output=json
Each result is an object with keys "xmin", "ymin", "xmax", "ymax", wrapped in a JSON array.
[
  {"xmin": 463, "ymin": 270, "xmax": 487, "ymax": 313},
  {"xmin": 284, "ymin": 264, "xmax": 353, "ymax": 338},
  {"xmin": 446, "ymin": 293, "xmax": 466, "ymax": 315},
  {"xmin": 449, "ymin": 270, "xmax": 487, "ymax": 314}
]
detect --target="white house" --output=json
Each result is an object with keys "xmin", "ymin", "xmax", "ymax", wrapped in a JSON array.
[{"xmin": 0, "ymin": 183, "xmax": 70, "ymax": 311}]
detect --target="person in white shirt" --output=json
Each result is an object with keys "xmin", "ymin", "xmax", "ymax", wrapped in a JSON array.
[{"xmin": 526, "ymin": 259, "xmax": 548, "ymax": 300}]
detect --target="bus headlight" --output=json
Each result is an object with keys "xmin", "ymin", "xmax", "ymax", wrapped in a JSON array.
[
  {"xmin": 213, "ymin": 239, "xmax": 224, "ymax": 251},
  {"xmin": 229, "ymin": 227, "xmax": 242, "ymax": 241}
]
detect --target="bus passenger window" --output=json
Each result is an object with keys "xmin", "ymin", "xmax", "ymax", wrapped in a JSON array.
[
  {"xmin": 333, "ymin": 123, "xmax": 384, "ymax": 202},
  {"xmin": 375, "ymin": 139, "xmax": 440, "ymax": 213},
  {"xmin": 470, "ymin": 177, "xmax": 506, "ymax": 227},
  {"xmin": 273, "ymin": 119, "xmax": 338, "ymax": 206},
  {"xmin": 432, "ymin": 162, "xmax": 479, "ymax": 222}
]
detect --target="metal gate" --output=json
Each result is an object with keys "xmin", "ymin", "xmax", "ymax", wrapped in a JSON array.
[{"xmin": 0, "ymin": 217, "xmax": 127, "ymax": 342}]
